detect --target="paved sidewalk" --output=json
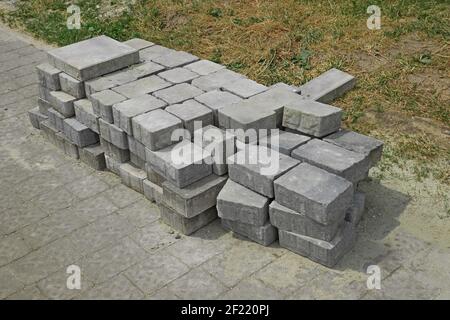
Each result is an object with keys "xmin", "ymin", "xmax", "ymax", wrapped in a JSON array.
[{"xmin": 0, "ymin": 24, "xmax": 449, "ymax": 300}]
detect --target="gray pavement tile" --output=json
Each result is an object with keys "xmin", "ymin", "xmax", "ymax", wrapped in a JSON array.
[{"xmin": 77, "ymin": 274, "xmax": 144, "ymax": 300}]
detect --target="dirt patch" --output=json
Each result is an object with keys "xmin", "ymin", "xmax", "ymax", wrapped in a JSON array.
[{"xmin": 407, "ymin": 70, "xmax": 450, "ymax": 101}]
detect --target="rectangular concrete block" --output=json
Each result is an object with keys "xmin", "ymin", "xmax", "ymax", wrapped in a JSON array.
[
  {"xmin": 38, "ymin": 85, "xmax": 52, "ymax": 101},
  {"xmin": 59, "ymin": 72, "xmax": 85, "ymax": 98},
  {"xmin": 153, "ymin": 83, "xmax": 204, "ymax": 105},
  {"xmin": 194, "ymin": 90, "xmax": 242, "ymax": 126},
  {"xmin": 345, "ymin": 191, "xmax": 366, "ymax": 227},
  {"xmin": 123, "ymin": 38, "xmax": 154, "ymax": 50},
  {"xmin": 36, "ymin": 63, "xmax": 61, "ymax": 90},
  {"xmin": 112, "ymin": 75, "xmax": 171, "ymax": 98},
  {"xmin": 146, "ymin": 140, "xmax": 213, "ymax": 188},
  {"xmin": 221, "ymin": 77, "xmax": 267, "ymax": 98},
  {"xmin": 162, "ymin": 174, "xmax": 227, "ymax": 218},
  {"xmin": 193, "ymin": 125, "xmax": 236, "ymax": 176},
  {"xmin": 105, "ymin": 154, "xmax": 121, "ymax": 175},
  {"xmin": 61, "ymin": 133, "xmax": 80, "ymax": 159},
  {"xmin": 127, "ymin": 61, "xmax": 166, "ymax": 79},
  {"xmin": 274, "ymin": 162, "xmax": 353, "ymax": 225},
  {"xmin": 291, "ymin": 139, "xmax": 370, "ymax": 184},
  {"xmin": 221, "ymin": 219, "xmax": 278, "ymax": 246},
  {"xmin": 63, "ymin": 118, "xmax": 99, "ymax": 147},
  {"xmin": 269, "ymin": 201, "xmax": 343, "ymax": 242},
  {"xmin": 184, "ymin": 59, "xmax": 225, "ymax": 76},
  {"xmin": 79, "ymin": 143, "xmax": 106, "ymax": 171},
  {"xmin": 40, "ymin": 120, "xmax": 58, "ymax": 145},
  {"xmin": 90, "ymin": 89, "xmax": 127, "ymax": 123},
  {"xmin": 228, "ymin": 145, "xmax": 300, "ymax": 198},
  {"xmin": 259, "ymin": 130, "xmax": 310, "ymax": 156},
  {"xmin": 191, "ymin": 69, "xmax": 245, "ymax": 92},
  {"xmin": 98, "ymin": 118, "xmax": 128, "ymax": 149},
  {"xmin": 159, "ymin": 202, "xmax": 217, "ymax": 236},
  {"xmin": 130, "ymin": 152, "xmax": 145, "ymax": 169},
  {"xmin": 278, "ymin": 221, "xmax": 355, "ymax": 268},
  {"xmin": 299, "ymin": 68, "xmax": 356, "ymax": 103},
  {"xmin": 139, "ymin": 45, "xmax": 175, "ymax": 62},
  {"xmin": 49, "ymin": 91, "xmax": 77, "ymax": 117},
  {"xmin": 28, "ymin": 107, "xmax": 48, "ymax": 129},
  {"xmin": 47, "ymin": 107, "xmax": 66, "ymax": 132},
  {"xmin": 145, "ymin": 163, "xmax": 166, "ymax": 187},
  {"xmin": 112, "ymin": 95, "xmax": 166, "ymax": 134},
  {"xmin": 165, "ymin": 99, "xmax": 213, "ymax": 137},
  {"xmin": 143, "ymin": 179, "xmax": 163, "ymax": 203},
  {"xmin": 151, "ymin": 50, "xmax": 198, "ymax": 68},
  {"xmin": 158, "ymin": 67, "xmax": 200, "ymax": 84},
  {"xmin": 323, "ymin": 129, "xmax": 384, "ymax": 167},
  {"xmin": 53, "ymin": 131, "xmax": 66, "ymax": 153},
  {"xmin": 132, "ymin": 109, "xmax": 183, "ymax": 151},
  {"xmin": 119, "ymin": 162, "xmax": 147, "ymax": 194},
  {"xmin": 84, "ymin": 69, "xmax": 137, "ymax": 97},
  {"xmin": 38, "ymin": 98, "xmax": 52, "ymax": 115},
  {"xmin": 47, "ymin": 35, "xmax": 139, "ymax": 81},
  {"xmin": 100, "ymin": 137, "xmax": 130, "ymax": 163},
  {"xmin": 282, "ymin": 100, "xmax": 342, "ymax": 138},
  {"xmin": 217, "ymin": 179, "xmax": 270, "ymax": 226},
  {"xmin": 74, "ymin": 99, "xmax": 99, "ymax": 134},
  {"xmin": 127, "ymin": 135, "xmax": 146, "ymax": 162}
]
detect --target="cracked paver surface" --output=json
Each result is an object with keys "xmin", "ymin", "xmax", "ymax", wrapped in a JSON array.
[{"xmin": 1, "ymin": 24, "xmax": 449, "ymax": 300}]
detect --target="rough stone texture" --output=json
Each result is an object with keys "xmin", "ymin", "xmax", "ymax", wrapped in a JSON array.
[
  {"xmin": 37, "ymin": 98, "xmax": 52, "ymax": 115},
  {"xmin": 345, "ymin": 191, "xmax": 366, "ymax": 227},
  {"xmin": 278, "ymin": 221, "xmax": 355, "ymax": 268},
  {"xmin": 143, "ymin": 179, "xmax": 163, "ymax": 203},
  {"xmin": 299, "ymin": 68, "xmax": 356, "ymax": 103},
  {"xmin": 291, "ymin": 139, "xmax": 371, "ymax": 184},
  {"xmin": 36, "ymin": 63, "xmax": 61, "ymax": 90},
  {"xmin": 101, "ymin": 137, "xmax": 130, "ymax": 163},
  {"xmin": 151, "ymin": 50, "xmax": 198, "ymax": 68},
  {"xmin": 217, "ymin": 179, "xmax": 270, "ymax": 226},
  {"xmin": 63, "ymin": 117, "xmax": 99, "ymax": 147},
  {"xmin": 191, "ymin": 69, "xmax": 244, "ymax": 92},
  {"xmin": 28, "ymin": 107, "xmax": 48, "ymax": 129},
  {"xmin": 98, "ymin": 118, "xmax": 128, "ymax": 150},
  {"xmin": 269, "ymin": 201, "xmax": 343, "ymax": 242},
  {"xmin": 47, "ymin": 35, "xmax": 139, "ymax": 81},
  {"xmin": 228, "ymin": 145, "xmax": 300, "ymax": 198},
  {"xmin": 145, "ymin": 163, "xmax": 166, "ymax": 187},
  {"xmin": 153, "ymin": 83, "xmax": 204, "ymax": 105},
  {"xmin": 282, "ymin": 100, "xmax": 342, "ymax": 138},
  {"xmin": 128, "ymin": 61, "xmax": 166, "ymax": 79},
  {"xmin": 132, "ymin": 109, "xmax": 183, "ymax": 151},
  {"xmin": 194, "ymin": 90, "xmax": 242, "ymax": 125},
  {"xmin": 105, "ymin": 154, "xmax": 121, "ymax": 175},
  {"xmin": 324, "ymin": 129, "xmax": 384, "ymax": 167},
  {"xmin": 59, "ymin": 72, "xmax": 85, "ymax": 98},
  {"xmin": 162, "ymin": 174, "xmax": 227, "ymax": 218},
  {"xmin": 184, "ymin": 59, "xmax": 225, "ymax": 76},
  {"xmin": 74, "ymin": 99, "xmax": 99, "ymax": 133},
  {"xmin": 84, "ymin": 69, "xmax": 136, "ymax": 98},
  {"xmin": 165, "ymin": 99, "xmax": 213, "ymax": 137},
  {"xmin": 221, "ymin": 219, "xmax": 277, "ymax": 246},
  {"xmin": 112, "ymin": 75, "xmax": 171, "ymax": 99},
  {"xmin": 123, "ymin": 38, "xmax": 154, "ymax": 50},
  {"xmin": 159, "ymin": 202, "xmax": 217, "ymax": 235},
  {"xmin": 146, "ymin": 140, "xmax": 213, "ymax": 188},
  {"xmin": 274, "ymin": 163, "xmax": 354, "ymax": 225},
  {"xmin": 112, "ymin": 95, "xmax": 166, "ymax": 134},
  {"xmin": 127, "ymin": 135, "xmax": 146, "ymax": 162},
  {"xmin": 221, "ymin": 77, "xmax": 267, "ymax": 98},
  {"xmin": 90, "ymin": 89, "xmax": 127, "ymax": 123},
  {"xmin": 38, "ymin": 85, "xmax": 52, "ymax": 102},
  {"xmin": 55, "ymin": 131, "xmax": 80, "ymax": 159},
  {"xmin": 79, "ymin": 143, "xmax": 106, "ymax": 170},
  {"xmin": 193, "ymin": 125, "xmax": 236, "ymax": 175},
  {"xmin": 259, "ymin": 130, "xmax": 310, "ymax": 156},
  {"xmin": 158, "ymin": 67, "xmax": 199, "ymax": 84},
  {"xmin": 119, "ymin": 162, "xmax": 147, "ymax": 194},
  {"xmin": 46, "ymin": 108, "xmax": 66, "ymax": 132},
  {"xmin": 49, "ymin": 91, "xmax": 77, "ymax": 117},
  {"xmin": 139, "ymin": 45, "xmax": 174, "ymax": 62},
  {"xmin": 40, "ymin": 120, "xmax": 59, "ymax": 145},
  {"xmin": 130, "ymin": 152, "xmax": 145, "ymax": 169}
]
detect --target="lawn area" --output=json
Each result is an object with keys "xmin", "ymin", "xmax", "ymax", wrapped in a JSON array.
[{"xmin": 1, "ymin": 0, "xmax": 449, "ymax": 184}]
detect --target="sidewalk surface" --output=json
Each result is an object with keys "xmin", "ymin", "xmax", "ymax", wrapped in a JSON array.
[{"xmin": 0, "ymin": 24, "xmax": 448, "ymax": 300}]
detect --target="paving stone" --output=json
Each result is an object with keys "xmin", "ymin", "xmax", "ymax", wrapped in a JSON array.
[
  {"xmin": 282, "ymin": 99, "xmax": 342, "ymax": 137},
  {"xmin": 220, "ymin": 276, "xmax": 284, "ymax": 300},
  {"xmin": 38, "ymin": 84, "xmax": 52, "ymax": 101},
  {"xmin": 65, "ymin": 174, "xmax": 110, "ymax": 200},
  {"xmin": 69, "ymin": 193, "xmax": 118, "ymax": 223},
  {"xmin": 259, "ymin": 130, "xmax": 310, "ymax": 156},
  {"xmin": 146, "ymin": 140, "xmax": 213, "ymax": 188},
  {"xmin": 159, "ymin": 202, "xmax": 218, "ymax": 235},
  {"xmin": 117, "ymin": 198, "xmax": 160, "ymax": 228},
  {"xmin": 130, "ymin": 221, "xmax": 180, "ymax": 253},
  {"xmin": 221, "ymin": 77, "xmax": 267, "ymax": 98},
  {"xmin": 49, "ymin": 90, "xmax": 77, "ymax": 117},
  {"xmin": 37, "ymin": 267, "xmax": 93, "ymax": 300},
  {"xmin": 217, "ymin": 179, "xmax": 270, "ymax": 226},
  {"xmin": 74, "ymin": 99, "xmax": 99, "ymax": 133},
  {"xmin": 145, "ymin": 287, "xmax": 180, "ymax": 300},
  {"xmin": 143, "ymin": 179, "xmax": 163, "ymax": 203},
  {"xmin": 158, "ymin": 67, "xmax": 200, "ymax": 84},
  {"xmin": 46, "ymin": 108, "xmax": 66, "ymax": 132},
  {"xmin": 0, "ymin": 267, "xmax": 24, "ymax": 299},
  {"xmin": 194, "ymin": 89, "xmax": 242, "ymax": 125},
  {"xmin": 193, "ymin": 125, "xmax": 236, "ymax": 175},
  {"xmin": 269, "ymin": 201, "xmax": 343, "ymax": 242},
  {"xmin": 38, "ymin": 98, "xmax": 52, "ymax": 115},
  {"xmin": 145, "ymin": 163, "xmax": 166, "ymax": 186},
  {"xmin": 299, "ymin": 68, "xmax": 356, "ymax": 103},
  {"xmin": 153, "ymin": 83, "xmax": 204, "ymax": 105},
  {"xmin": 100, "ymin": 137, "xmax": 130, "ymax": 162},
  {"xmin": 119, "ymin": 162, "xmax": 147, "ymax": 194},
  {"xmin": 102, "ymin": 183, "xmax": 142, "ymax": 209},
  {"xmin": 323, "ymin": 129, "xmax": 384, "ymax": 167},
  {"xmin": 28, "ymin": 106, "xmax": 48, "ymax": 129},
  {"xmin": 132, "ymin": 109, "xmax": 183, "ymax": 151},
  {"xmin": 151, "ymin": 50, "xmax": 198, "ymax": 68},
  {"xmin": 221, "ymin": 219, "xmax": 277, "ymax": 246},
  {"xmin": 98, "ymin": 118, "xmax": 128, "ymax": 149},
  {"xmin": 105, "ymin": 153, "xmax": 121, "ymax": 175},
  {"xmin": 112, "ymin": 94, "xmax": 166, "ymax": 134},
  {"xmin": 345, "ymin": 191, "xmax": 365, "ymax": 226},
  {"xmin": 291, "ymin": 139, "xmax": 371, "ymax": 184},
  {"xmin": 6, "ymin": 284, "xmax": 47, "ymax": 300},
  {"xmin": 228, "ymin": 145, "xmax": 300, "ymax": 198},
  {"xmin": 139, "ymin": 45, "xmax": 175, "ymax": 61},
  {"xmin": 112, "ymin": 75, "xmax": 171, "ymax": 98},
  {"xmin": 90, "ymin": 89, "xmax": 127, "ymax": 123},
  {"xmin": 47, "ymin": 35, "xmax": 139, "ymax": 81},
  {"xmin": 36, "ymin": 62, "xmax": 61, "ymax": 90},
  {"xmin": 84, "ymin": 69, "xmax": 137, "ymax": 98},
  {"xmin": 59, "ymin": 72, "xmax": 85, "ymax": 98},
  {"xmin": 274, "ymin": 162, "xmax": 353, "ymax": 225},
  {"xmin": 130, "ymin": 152, "xmax": 145, "ymax": 169},
  {"xmin": 63, "ymin": 117, "xmax": 98, "ymax": 147},
  {"xmin": 278, "ymin": 221, "xmax": 355, "ymax": 268},
  {"xmin": 127, "ymin": 135, "xmax": 146, "ymax": 162},
  {"xmin": 123, "ymin": 38, "xmax": 154, "ymax": 50},
  {"xmin": 124, "ymin": 250, "xmax": 189, "ymax": 294},
  {"xmin": 30, "ymin": 181, "xmax": 78, "ymax": 213},
  {"xmin": 0, "ymin": 233, "xmax": 31, "ymax": 267},
  {"xmin": 165, "ymin": 99, "xmax": 213, "ymax": 136},
  {"xmin": 128, "ymin": 61, "xmax": 166, "ymax": 79},
  {"xmin": 162, "ymin": 174, "xmax": 227, "ymax": 218},
  {"xmin": 184, "ymin": 59, "xmax": 225, "ymax": 76},
  {"xmin": 79, "ymin": 274, "xmax": 143, "ymax": 300},
  {"xmin": 191, "ymin": 69, "xmax": 245, "ymax": 91}
]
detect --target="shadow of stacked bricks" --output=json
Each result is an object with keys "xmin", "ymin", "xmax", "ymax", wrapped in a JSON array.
[{"xmin": 28, "ymin": 35, "xmax": 402, "ymax": 269}]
